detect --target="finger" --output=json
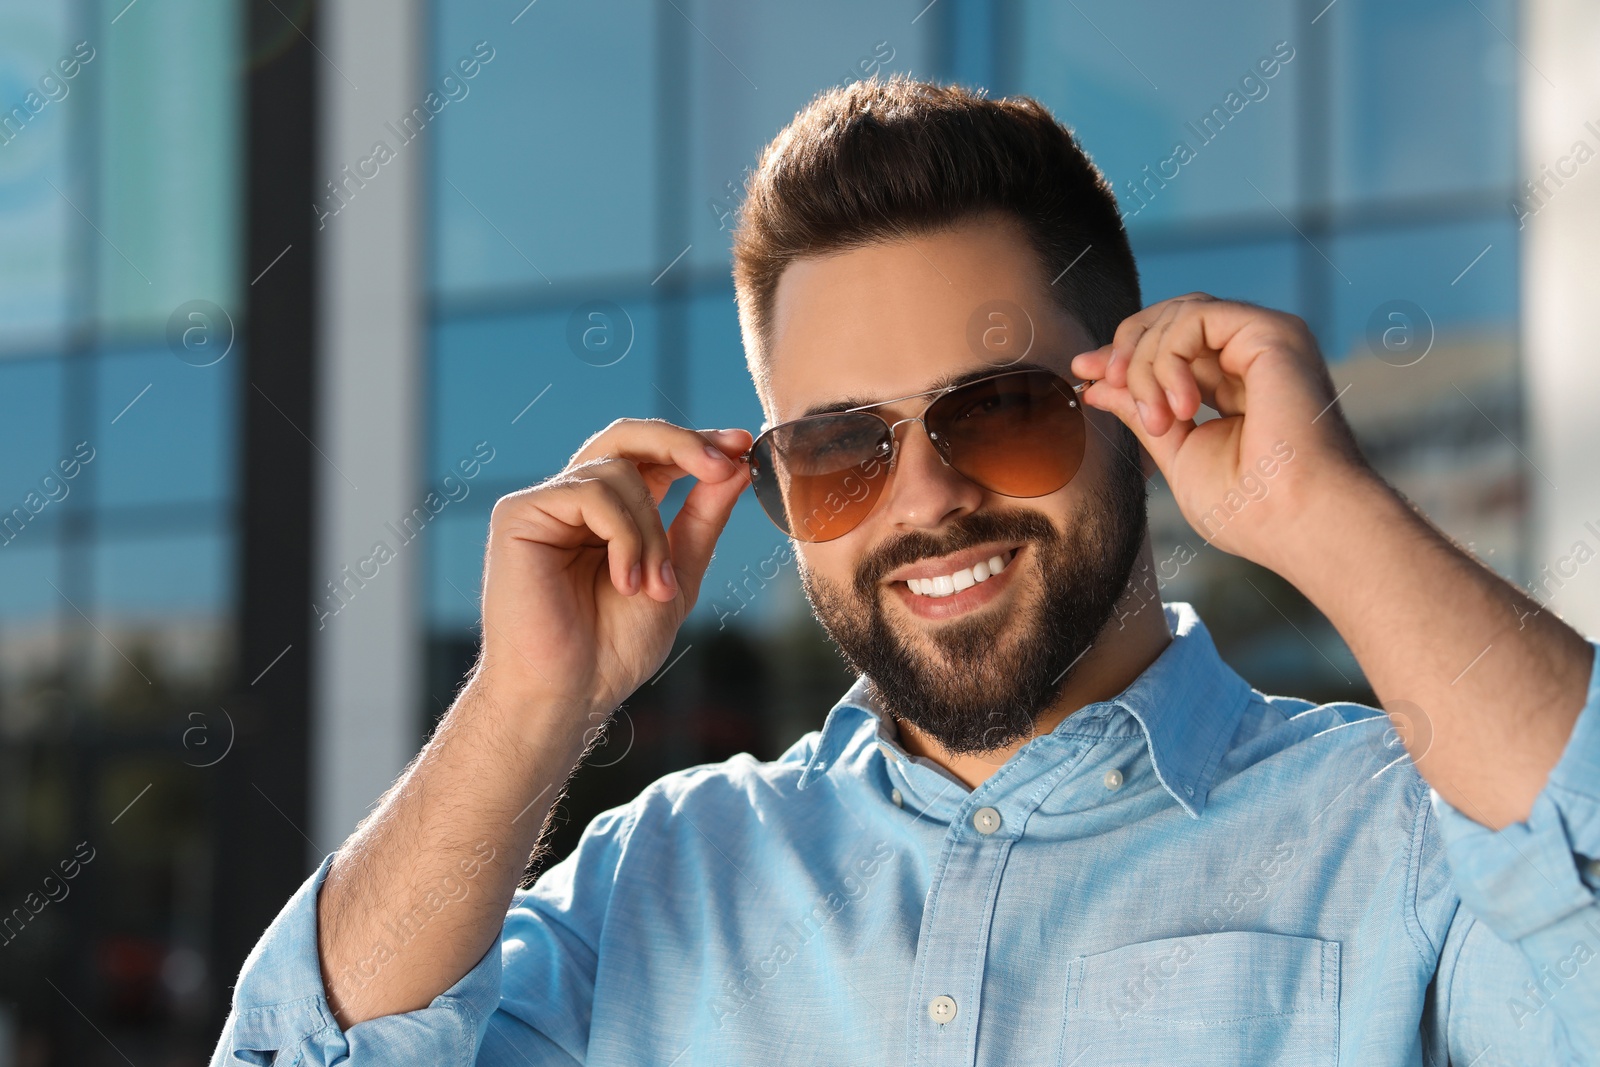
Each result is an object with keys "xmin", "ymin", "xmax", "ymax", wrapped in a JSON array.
[
  {"xmin": 1070, "ymin": 345, "xmax": 1113, "ymax": 381},
  {"xmin": 1107, "ymin": 293, "xmax": 1214, "ymax": 371},
  {"xmin": 665, "ymin": 453, "xmax": 752, "ymax": 610},
  {"xmin": 1127, "ymin": 303, "xmax": 1182, "ymax": 434},
  {"xmin": 1173, "ymin": 299, "xmax": 1309, "ymax": 389},
  {"xmin": 581, "ymin": 459, "xmax": 682, "ymax": 602},
  {"xmin": 1106, "ymin": 317, "xmax": 1152, "ymax": 388},
  {"xmin": 643, "ymin": 427, "xmax": 752, "ymax": 503},
  {"xmin": 570, "ymin": 418, "xmax": 743, "ymax": 489},
  {"xmin": 1152, "ymin": 347, "xmax": 1201, "ymax": 422},
  {"xmin": 640, "ymin": 430, "xmax": 755, "ymax": 507},
  {"xmin": 1189, "ymin": 357, "xmax": 1230, "ymax": 413},
  {"xmin": 701, "ymin": 427, "xmax": 754, "ymax": 480},
  {"xmin": 501, "ymin": 478, "xmax": 646, "ymax": 597}
]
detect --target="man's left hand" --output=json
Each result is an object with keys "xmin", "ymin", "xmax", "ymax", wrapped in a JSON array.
[{"xmin": 1070, "ymin": 293, "xmax": 1373, "ymax": 572}]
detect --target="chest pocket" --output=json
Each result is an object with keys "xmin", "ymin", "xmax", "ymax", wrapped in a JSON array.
[{"xmin": 1058, "ymin": 930, "xmax": 1340, "ymax": 1067}]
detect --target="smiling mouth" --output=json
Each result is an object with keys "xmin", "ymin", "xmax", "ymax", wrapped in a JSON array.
[{"xmin": 897, "ymin": 547, "xmax": 1019, "ymax": 599}]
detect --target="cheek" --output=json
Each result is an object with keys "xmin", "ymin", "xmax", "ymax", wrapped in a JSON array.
[
  {"xmin": 797, "ymin": 543, "xmax": 854, "ymax": 590},
  {"xmin": 1033, "ymin": 469, "xmax": 1107, "ymax": 538}
]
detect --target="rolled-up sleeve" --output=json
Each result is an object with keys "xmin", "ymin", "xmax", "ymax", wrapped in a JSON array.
[
  {"xmin": 207, "ymin": 852, "xmax": 503, "ymax": 1066},
  {"xmin": 1430, "ymin": 637, "xmax": 1600, "ymax": 1066}
]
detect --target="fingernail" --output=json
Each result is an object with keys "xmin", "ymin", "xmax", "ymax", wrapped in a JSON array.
[
  {"xmin": 629, "ymin": 561, "xmax": 641, "ymax": 592},
  {"xmin": 714, "ymin": 428, "xmax": 743, "ymax": 438},
  {"xmin": 1135, "ymin": 400, "xmax": 1150, "ymax": 429},
  {"xmin": 704, "ymin": 444, "xmax": 724, "ymax": 460},
  {"xmin": 1164, "ymin": 389, "xmax": 1178, "ymax": 414},
  {"xmin": 660, "ymin": 559, "xmax": 676, "ymax": 590}
]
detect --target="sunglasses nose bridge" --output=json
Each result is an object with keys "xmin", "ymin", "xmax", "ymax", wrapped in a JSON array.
[{"xmin": 881, "ymin": 415, "xmax": 951, "ymax": 472}]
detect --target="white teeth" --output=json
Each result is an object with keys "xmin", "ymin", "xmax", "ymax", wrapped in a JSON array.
[{"xmin": 903, "ymin": 549, "xmax": 1015, "ymax": 598}]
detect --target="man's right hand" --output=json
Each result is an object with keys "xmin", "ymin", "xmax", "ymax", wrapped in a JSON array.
[
  {"xmin": 316, "ymin": 418, "xmax": 752, "ymax": 1028},
  {"xmin": 476, "ymin": 419, "xmax": 753, "ymax": 724}
]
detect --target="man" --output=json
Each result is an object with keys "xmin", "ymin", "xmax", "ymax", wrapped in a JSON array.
[{"xmin": 211, "ymin": 76, "xmax": 1600, "ymax": 1066}]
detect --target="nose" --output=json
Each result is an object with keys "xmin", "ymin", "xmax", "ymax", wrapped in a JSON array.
[{"xmin": 876, "ymin": 417, "xmax": 984, "ymax": 531}]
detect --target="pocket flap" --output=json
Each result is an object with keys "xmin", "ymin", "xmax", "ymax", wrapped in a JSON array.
[{"xmin": 1067, "ymin": 930, "xmax": 1339, "ymax": 1026}]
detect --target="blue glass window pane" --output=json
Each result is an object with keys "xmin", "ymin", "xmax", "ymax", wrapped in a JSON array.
[
  {"xmin": 683, "ymin": 287, "xmax": 760, "ymax": 430},
  {"xmin": 430, "ymin": 302, "xmax": 659, "ymax": 493},
  {"xmin": 88, "ymin": 529, "xmax": 231, "ymax": 699},
  {"xmin": 1327, "ymin": 217, "xmax": 1517, "ymax": 364},
  {"xmin": 1329, "ymin": 0, "xmax": 1517, "ymax": 206},
  {"xmin": 683, "ymin": 0, "xmax": 935, "ymax": 272},
  {"xmin": 0, "ymin": 539, "xmax": 59, "ymax": 625},
  {"xmin": 96, "ymin": 0, "xmax": 241, "ymax": 331},
  {"xmin": 430, "ymin": 0, "xmax": 657, "ymax": 294},
  {"xmin": 1131, "ymin": 238, "xmax": 1302, "ymax": 316},
  {"xmin": 426, "ymin": 510, "xmax": 489, "ymax": 633},
  {"xmin": 1017, "ymin": 0, "xmax": 1300, "ymax": 227},
  {"xmin": 0, "ymin": 356, "xmax": 68, "ymax": 543},
  {"xmin": 0, "ymin": 5, "xmax": 78, "ymax": 349},
  {"xmin": 93, "ymin": 344, "xmax": 235, "ymax": 509},
  {"xmin": 92, "ymin": 528, "xmax": 231, "ymax": 616}
]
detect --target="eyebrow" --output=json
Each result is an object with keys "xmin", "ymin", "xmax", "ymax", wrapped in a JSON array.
[{"xmin": 797, "ymin": 360, "xmax": 1064, "ymax": 420}]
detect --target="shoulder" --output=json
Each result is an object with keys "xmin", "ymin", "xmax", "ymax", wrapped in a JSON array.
[
  {"xmin": 1225, "ymin": 688, "xmax": 1400, "ymax": 771},
  {"xmin": 631, "ymin": 727, "xmax": 827, "ymax": 818},
  {"xmin": 1214, "ymin": 687, "xmax": 1434, "ymax": 844}
]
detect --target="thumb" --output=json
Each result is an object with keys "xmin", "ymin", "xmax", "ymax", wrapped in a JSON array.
[{"xmin": 666, "ymin": 441, "xmax": 752, "ymax": 609}]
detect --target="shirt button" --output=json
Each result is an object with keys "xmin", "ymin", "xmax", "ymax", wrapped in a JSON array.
[
  {"xmin": 928, "ymin": 994, "xmax": 958, "ymax": 1024},
  {"xmin": 1104, "ymin": 768, "xmax": 1124, "ymax": 791},
  {"xmin": 972, "ymin": 806, "xmax": 1002, "ymax": 835},
  {"xmin": 1586, "ymin": 857, "xmax": 1600, "ymax": 881},
  {"xmin": 891, "ymin": 788, "xmax": 904, "ymax": 808}
]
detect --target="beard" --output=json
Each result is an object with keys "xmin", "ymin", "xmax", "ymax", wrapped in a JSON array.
[{"xmin": 798, "ymin": 429, "xmax": 1148, "ymax": 756}]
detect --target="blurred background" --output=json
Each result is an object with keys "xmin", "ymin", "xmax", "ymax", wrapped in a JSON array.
[{"xmin": 0, "ymin": 0, "xmax": 1596, "ymax": 1061}]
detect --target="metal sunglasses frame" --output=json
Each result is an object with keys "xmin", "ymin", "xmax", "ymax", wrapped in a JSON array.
[{"xmin": 738, "ymin": 367, "xmax": 1097, "ymax": 536}]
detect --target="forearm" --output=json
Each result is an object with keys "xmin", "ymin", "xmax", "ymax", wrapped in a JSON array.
[
  {"xmin": 1272, "ymin": 467, "xmax": 1593, "ymax": 829},
  {"xmin": 317, "ymin": 673, "xmax": 595, "ymax": 1026}
]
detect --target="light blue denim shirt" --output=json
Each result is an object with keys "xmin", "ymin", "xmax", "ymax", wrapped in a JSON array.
[{"xmin": 212, "ymin": 602, "xmax": 1600, "ymax": 1066}]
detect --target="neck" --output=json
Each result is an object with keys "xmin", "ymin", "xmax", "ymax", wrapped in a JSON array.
[{"xmin": 894, "ymin": 541, "xmax": 1173, "ymax": 789}]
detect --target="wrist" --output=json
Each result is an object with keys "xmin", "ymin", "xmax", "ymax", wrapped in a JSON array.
[
  {"xmin": 1263, "ymin": 461, "xmax": 1410, "ymax": 592},
  {"xmin": 455, "ymin": 668, "xmax": 601, "ymax": 764}
]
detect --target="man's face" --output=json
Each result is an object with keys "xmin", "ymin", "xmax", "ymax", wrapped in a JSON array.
[{"xmin": 762, "ymin": 212, "xmax": 1149, "ymax": 755}]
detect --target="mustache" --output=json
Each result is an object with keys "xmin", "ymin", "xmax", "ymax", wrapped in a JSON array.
[{"xmin": 853, "ymin": 507, "xmax": 1060, "ymax": 597}]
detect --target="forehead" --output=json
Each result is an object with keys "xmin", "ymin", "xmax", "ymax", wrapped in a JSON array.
[{"xmin": 763, "ymin": 213, "xmax": 1091, "ymax": 426}]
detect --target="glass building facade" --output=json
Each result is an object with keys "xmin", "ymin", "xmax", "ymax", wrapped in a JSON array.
[
  {"xmin": 0, "ymin": 0, "xmax": 1542, "ymax": 1060},
  {"xmin": 0, "ymin": 0, "xmax": 243, "ymax": 1060},
  {"xmin": 418, "ymin": 0, "xmax": 1527, "ymax": 860}
]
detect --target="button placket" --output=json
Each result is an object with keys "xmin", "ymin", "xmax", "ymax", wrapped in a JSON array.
[
  {"xmin": 905, "ymin": 781, "xmax": 1042, "ymax": 1065},
  {"xmin": 906, "ymin": 832, "xmax": 1012, "ymax": 1066}
]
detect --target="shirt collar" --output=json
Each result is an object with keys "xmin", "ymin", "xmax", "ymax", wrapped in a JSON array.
[{"xmin": 796, "ymin": 601, "xmax": 1254, "ymax": 818}]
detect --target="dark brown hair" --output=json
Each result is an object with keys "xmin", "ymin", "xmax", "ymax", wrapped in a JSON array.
[{"xmin": 731, "ymin": 73, "xmax": 1142, "ymax": 402}]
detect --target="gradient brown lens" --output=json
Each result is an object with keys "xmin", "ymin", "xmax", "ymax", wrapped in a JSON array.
[
  {"xmin": 749, "ymin": 412, "xmax": 893, "ymax": 542},
  {"xmin": 927, "ymin": 370, "xmax": 1085, "ymax": 496},
  {"xmin": 748, "ymin": 370, "xmax": 1086, "ymax": 543}
]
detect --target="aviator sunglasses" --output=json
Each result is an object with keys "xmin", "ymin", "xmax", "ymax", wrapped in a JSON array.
[{"xmin": 740, "ymin": 366, "xmax": 1095, "ymax": 543}]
